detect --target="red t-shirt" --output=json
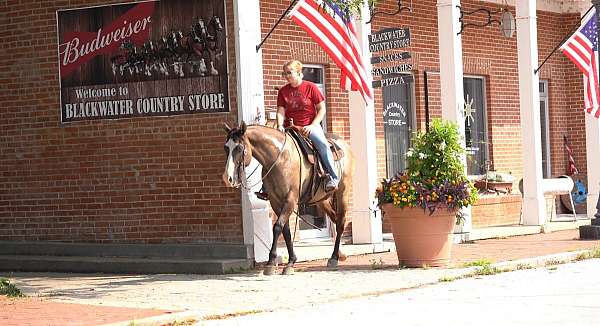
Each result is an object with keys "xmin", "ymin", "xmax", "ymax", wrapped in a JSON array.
[{"xmin": 277, "ymin": 81, "xmax": 325, "ymax": 127}]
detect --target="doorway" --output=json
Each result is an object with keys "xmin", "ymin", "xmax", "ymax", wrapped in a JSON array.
[{"xmin": 299, "ymin": 64, "xmax": 331, "ymax": 239}]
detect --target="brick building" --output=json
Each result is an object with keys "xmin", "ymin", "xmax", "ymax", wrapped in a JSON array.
[{"xmin": 1, "ymin": 0, "xmax": 599, "ymax": 270}]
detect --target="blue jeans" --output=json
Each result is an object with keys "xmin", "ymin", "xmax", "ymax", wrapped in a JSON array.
[{"xmin": 308, "ymin": 126, "xmax": 338, "ymax": 181}]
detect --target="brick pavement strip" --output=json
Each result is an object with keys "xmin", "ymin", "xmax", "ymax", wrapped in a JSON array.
[
  {"xmin": 0, "ymin": 296, "xmax": 172, "ymax": 326},
  {"xmin": 1, "ymin": 229, "xmax": 599, "ymax": 326}
]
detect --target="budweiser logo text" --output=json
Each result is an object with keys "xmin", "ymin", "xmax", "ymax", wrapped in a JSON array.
[{"xmin": 58, "ymin": 2, "xmax": 155, "ymax": 78}]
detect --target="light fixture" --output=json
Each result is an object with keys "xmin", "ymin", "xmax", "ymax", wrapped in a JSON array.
[
  {"xmin": 457, "ymin": 1, "xmax": 515, "ymax": 38},
  {"xmin": 499, "ymin": 9, "xmax": 516, "ymax": 38}
]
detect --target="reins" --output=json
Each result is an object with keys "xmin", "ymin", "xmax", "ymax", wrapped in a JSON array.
[{"xmin": 240, "ymin": 130, "xmax": 287, "ymax": 190}]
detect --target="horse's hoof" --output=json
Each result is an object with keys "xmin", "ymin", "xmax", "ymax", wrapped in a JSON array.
[
  {"xmin": 263, "ymin": 265, "xmax": 276, "ymax": 276},
  {"xmin": 282, "ymin": 266, "xmax": 294, "ymax": 275},
  {"xmin": 327, "ymin": 259, "xmax": 338, "ymax": 268}
]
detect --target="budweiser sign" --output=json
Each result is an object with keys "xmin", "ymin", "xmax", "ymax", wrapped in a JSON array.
[{"xmin": 58, "ymin": 2, "xmax": 155, "ymax": 78}]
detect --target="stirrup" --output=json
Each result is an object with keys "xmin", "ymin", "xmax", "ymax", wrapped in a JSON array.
[{"xmin": 255, "ymin": 191, "xmax": 269, "ymax": 201}]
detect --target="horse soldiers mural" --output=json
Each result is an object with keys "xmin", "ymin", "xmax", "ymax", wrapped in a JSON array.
[
  {"xmin": 222, "ymin": 122, "xmax": 355, "ymax": 275},
  {"xmin": 57, "ymin": 0, "xmax": 228, "ymax": 123}
]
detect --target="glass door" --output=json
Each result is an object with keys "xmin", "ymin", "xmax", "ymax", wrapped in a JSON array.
[
  {"xmin": 463, "ymin": 77, "xmax": 488, "ymax": 175},
  {"xmin": 300, "ymin": 64, "xmax": 330, "ymax": 239}
]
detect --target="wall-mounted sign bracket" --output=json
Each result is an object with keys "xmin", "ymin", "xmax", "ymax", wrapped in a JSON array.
[{"xmin": 367, "ymin": 0, "xmax": 412, "ymax": 24}]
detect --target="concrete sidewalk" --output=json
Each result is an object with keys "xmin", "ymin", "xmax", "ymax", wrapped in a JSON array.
[{"xmin": 2, "ymin": 229, "xmax": 600, "ymax": 326}]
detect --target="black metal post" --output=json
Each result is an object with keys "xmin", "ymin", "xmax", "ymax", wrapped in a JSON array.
[
  {"xmin": 535, "ymin": 5, "xmax": 594, "ymax": 74},
  {"xmin": 256, "ymin": 0, "xmax": 298, "ymax": 52}
]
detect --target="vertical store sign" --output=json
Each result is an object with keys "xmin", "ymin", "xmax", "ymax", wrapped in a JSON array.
[
  {"xmin": 369, "ymin": 27, "xmax": 413, "ymax": 88},
  {"xmin": 57, "ymin": 0, "xmax": 229, "ymax": 123}
]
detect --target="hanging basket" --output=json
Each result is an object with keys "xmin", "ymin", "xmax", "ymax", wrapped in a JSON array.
[{"xmin": 383, "ymin": 204, "xmax": 457, "ymax": 267}]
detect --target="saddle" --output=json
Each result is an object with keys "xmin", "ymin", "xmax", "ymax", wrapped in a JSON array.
[
  {"xmin": 286, "ymin": 125, "xmax": 345, "ymax": 205},
  {"xmin": 286, "ymin": 127, "xmax": 345, "ymax": 165}
]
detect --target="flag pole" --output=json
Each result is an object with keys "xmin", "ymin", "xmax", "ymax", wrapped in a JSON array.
[
  {"xmin": 534, "ymin": 5, "xmax": 594, "ymax": 75},
  {"xmin": 256, "ymin": 0, "xmax": 299, "ymax": 52}
]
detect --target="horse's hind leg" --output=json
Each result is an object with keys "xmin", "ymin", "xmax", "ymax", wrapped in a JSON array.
[
  {"xmin": 327, "ymin": 190, "xmax": 348, "ymax": 268},
  {"xmin": 281, "ymin": 221, "xmax": 297, "ymax": 275}
]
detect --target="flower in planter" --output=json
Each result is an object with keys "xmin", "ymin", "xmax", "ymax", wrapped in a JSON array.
[{"xmin": 376, "ymin": 119, "xmax": 478, "ymax": 221}]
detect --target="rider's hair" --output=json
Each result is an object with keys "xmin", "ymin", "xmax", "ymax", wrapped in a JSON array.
[{"xmin": 283, "ymin": 60, "xmax": 303, "ymax": 74}]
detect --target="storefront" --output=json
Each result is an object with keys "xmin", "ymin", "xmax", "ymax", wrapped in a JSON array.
[{"xmin": 1, "ymin": 0, "xmax": 599, "ymax": 266}]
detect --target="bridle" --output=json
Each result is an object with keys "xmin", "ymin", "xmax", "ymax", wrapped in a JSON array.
[{"xmin": 233, "ymin": 131, "xmax": 288, "ymax": 190}]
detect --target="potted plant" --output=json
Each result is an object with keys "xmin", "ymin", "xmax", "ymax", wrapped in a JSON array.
[{"xmin": 376, "ymin": 119, "xmax": 478, "ymax": 267}]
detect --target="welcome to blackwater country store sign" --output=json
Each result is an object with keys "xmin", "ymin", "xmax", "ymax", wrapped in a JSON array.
[{"xmin": 57, "ymin": 0, "xmax": 229, "ymax": 123}]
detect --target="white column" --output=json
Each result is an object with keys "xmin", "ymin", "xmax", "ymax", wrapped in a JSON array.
[
  {"xmin": 516, "ymin": 0, "xmax": 545, "ymax": 225},
  {"xmin": 585, "ymin": 115, "xmax": 600, "ymax": 217},
  {"xmin": 581, "ymin": 3, "xmax": 600, "ymax": 219},
  {"xmin": 437, "ymin": 0, "xmax": 471, "ymax": 238},
  {"xmin": 350, "ymin": 3, "xmax": 382, "ymax": 244},
  {"xmin": 233, "ymin": 0, "xmax": 271, "ymax": 261}
]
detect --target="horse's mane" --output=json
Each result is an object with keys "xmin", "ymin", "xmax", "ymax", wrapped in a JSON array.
[
  {"xmin": 226, "ymin": 124, "xmax": 279, "ymax": 142},
  {"xmin": 226, "ymin": 126, "xmax": 245, "ymax": 142}
]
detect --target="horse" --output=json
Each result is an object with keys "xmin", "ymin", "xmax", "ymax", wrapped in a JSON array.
[
  {"xmin": 109, "ymin": 39, "xmax": 144, "ymax": 76},
  {"xmin": 222, "ymin": 122, "xmax": 355, "ymax": 275},
  {"xmin": 191, "ymin": 17, "xmax": 220, "ymax": 76}
]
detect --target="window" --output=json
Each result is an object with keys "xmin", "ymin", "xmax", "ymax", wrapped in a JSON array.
[
  {"xmin": 463, "ymin": 77, "xmax": 489, "ymax": 175},
  {"xmin": 302, "ymin": 65, "xmax": 327, "ymax": 131},
  {"xmin": 539, "ymin": 80, "xmax": 550, "ymax": 178},
  {"xmin": 383, "ymin": 74, "xmax": 415, "ymax": 178}
]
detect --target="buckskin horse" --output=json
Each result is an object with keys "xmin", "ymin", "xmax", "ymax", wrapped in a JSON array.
[{"xmin": 222, "ymin": 122, "xmax": 354, "ymax": 275}]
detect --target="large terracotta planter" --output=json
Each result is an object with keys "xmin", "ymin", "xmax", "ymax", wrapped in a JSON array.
[{"xmin": 383, "ymin": 204, "xmax": 457, "ymax": 267}]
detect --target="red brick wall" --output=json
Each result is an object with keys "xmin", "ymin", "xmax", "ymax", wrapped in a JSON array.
[
  {"xmin": 471, "ymin": 195, "xmax": 522, "ymax": 228},
  {"xmin": 0, "ymin": 0, "xmax": 243, "ymax": 244}
]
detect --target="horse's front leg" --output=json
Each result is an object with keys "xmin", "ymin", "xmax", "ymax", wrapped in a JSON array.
[
  {"xmin": 281, "ymin": 221, "xmax": 297, "ymax": 275},
  {"xmin": 264, "ymin": 200, "xmax": 296, "ymax": 275}
]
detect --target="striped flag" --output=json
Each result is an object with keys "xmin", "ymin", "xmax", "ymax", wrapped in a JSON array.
[
  {"xmin": 564, "ymin": 135, "xmax": 579, "ymax": 176},
  {"xmin": 560, "ymin": 7, "xmax": 600, "ymax": 118},
  {"xmin": 288, "ymin": 0, "xmax": 373, "ymax": 104}
]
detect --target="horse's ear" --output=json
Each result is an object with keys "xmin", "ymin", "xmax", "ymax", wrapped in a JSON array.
[
  {"xmin": 240, "ymin": 121, "xmax": 247, "ymax": 134},
  {"xmin": 223, "ymin": 122, "xmax": 232, "ymax": 133}
]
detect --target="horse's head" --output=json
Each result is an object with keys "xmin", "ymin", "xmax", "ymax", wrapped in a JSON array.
[
  {"xmin": 222, "ymin": 122, "xmax": 252, "ymax": 188},
  {"xmin": 193, "ymin": 18, "xmax": 208, "ymax": 39},
  {"xmin": 210, "ymin": 16, "xmax": 223, "ymax": 32}
]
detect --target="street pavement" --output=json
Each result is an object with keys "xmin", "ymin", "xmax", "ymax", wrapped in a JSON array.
[
  {"xmin": 1, "ymin": 229, "xmax": 600, "ymax": 326},
  {"xmin": 207, "ymin": 259, "xmax": 600, "ymax": 326}
]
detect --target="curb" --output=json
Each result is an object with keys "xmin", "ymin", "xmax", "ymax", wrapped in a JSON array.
[
  {"xmin": 101, "ymin": 310, "xmax": 200, "ymax": 326},
  {"xmin": 492, "ymin": 249, "xmax": 592, "ymax": 270}
]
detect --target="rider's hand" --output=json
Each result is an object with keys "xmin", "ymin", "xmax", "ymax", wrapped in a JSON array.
[{"xmin": 301, "ymin": 124, "xmax": 317, "ymax": 137}]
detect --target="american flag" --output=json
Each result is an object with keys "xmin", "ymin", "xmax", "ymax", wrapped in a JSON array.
[
  {"xmin": 289, "ymin": 0, "xmax": 373, "ymax": 104},
  {"xmin": 563, "ymin": 135, "xmax": 579, "ymax": 175},
  {"xmin": 560, "ymin": 8, "xmax": 600, "ymax": 118}
]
